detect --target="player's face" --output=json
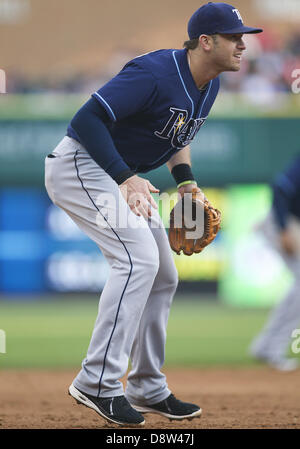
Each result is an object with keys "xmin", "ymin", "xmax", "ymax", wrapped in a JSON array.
[{"xmin": 211, "ymin": 34, "xmax": 246, "ymax": 72}]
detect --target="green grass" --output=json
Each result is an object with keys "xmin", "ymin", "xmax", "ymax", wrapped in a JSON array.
[
  {"xmin": 166, "ymin": 300, "xmax": 269, "ymax": 366},
  {"xmin": 0, "ymin": 295, "xmax": 288, "ymax": 369},
  {"xmin": 1, "ymin": 93, "xmax": 300, "ymax": 120}
]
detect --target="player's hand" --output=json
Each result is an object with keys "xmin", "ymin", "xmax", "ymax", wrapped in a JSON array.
[
  {"xmin": 177, "ymin": 184, "xmax": 207, "ymax": 204},
  {"xmin": 120, "ymin": 175, "xmax": 160, "ymax": 218},
  {"xmin": 280, "ymin": 229, "xmax": 296, "ymax": 256},
  {"xmin": 177, "ymin": 184, "xmax": 218, "ymax": 221}
]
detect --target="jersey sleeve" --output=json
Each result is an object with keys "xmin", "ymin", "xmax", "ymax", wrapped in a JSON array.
[
  {"xmin": 92, "ymin": 62, "xmax": 157, "ymax": 121},
  {"xmin": 279, "ymin": 155, "xmax": 300, "ymax": 193},
  {"xmin": 272, "ymin": 155, "xmax": 300, "ymax": 229}
]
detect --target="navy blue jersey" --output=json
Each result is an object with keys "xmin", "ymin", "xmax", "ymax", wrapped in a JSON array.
[
  {"xmin": 272, "ymin": 155, "xmax": 300, "ymax": 229},
  {"xmin": 68, "ymin": 48, "xmax": 219, "ymax": 174}
]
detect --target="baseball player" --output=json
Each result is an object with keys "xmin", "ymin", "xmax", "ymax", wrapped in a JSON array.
[
  {"xmin": 45, "ymin": 3, "xmax": 262, "ymax": 426},
  {"xmin": 250, "ymin": 155, "xmax": 300, "ymax": 371}
]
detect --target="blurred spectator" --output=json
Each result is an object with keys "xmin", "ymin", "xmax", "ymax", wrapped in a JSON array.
[
  {"xmin": 286, "ymin": 32, "xmax": 300, "ymax": 57},
  {"xmin": 239, "ymin": 60, "xmax": 288, "ymax": 107}
]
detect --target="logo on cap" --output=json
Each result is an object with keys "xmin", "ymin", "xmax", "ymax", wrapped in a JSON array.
[{"xmin": 232, "ymin": 8, "xmax": 243, "ymax": 23}]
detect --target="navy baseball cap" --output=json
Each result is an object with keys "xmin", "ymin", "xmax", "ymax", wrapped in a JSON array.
[{"xmin": 188, "ymin": 2, "xmax": 263, "ymax": 39}]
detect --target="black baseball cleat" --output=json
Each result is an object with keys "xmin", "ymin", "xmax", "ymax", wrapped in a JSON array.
[
  {"xmin": 68, "ymin": 383, "xmax": 145, "ymax": 427},
  {"xmin": 130, "ymin": 393, "xmax": 202, "ymax": 421}
]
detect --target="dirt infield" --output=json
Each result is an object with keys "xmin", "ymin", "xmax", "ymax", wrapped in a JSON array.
[{"xmin": 1, "ymin": 367, "xmax": 299, "ymax": 429}]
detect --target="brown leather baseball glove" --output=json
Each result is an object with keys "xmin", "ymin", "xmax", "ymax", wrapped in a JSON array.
[{"xmin": 168, "ymin": 189, "xmax": 221, "ymax": 256}]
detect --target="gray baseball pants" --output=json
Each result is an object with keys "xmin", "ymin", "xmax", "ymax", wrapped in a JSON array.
[{"xmin": 45, "ymin": 136, "xmax": 178, "ymax": 404}]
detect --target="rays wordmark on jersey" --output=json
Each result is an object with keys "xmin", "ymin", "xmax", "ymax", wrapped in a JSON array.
[{"xmin": 155, "ymin": 107, "xmax": 206, "ymax": 148}]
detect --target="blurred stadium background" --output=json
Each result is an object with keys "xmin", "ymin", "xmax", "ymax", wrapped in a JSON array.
[{"xmin": 1, "ymin": 0, "xmax": 300, "ymax": 369}]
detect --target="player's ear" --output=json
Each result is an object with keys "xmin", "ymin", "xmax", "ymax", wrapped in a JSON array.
[{"xmin": 199, "ymin": 35, "xmax": 214, "ymax": 51}]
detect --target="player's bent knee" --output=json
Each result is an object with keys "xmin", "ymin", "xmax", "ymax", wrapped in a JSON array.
[
  {"xmin": 132, "ymin": 245, "xmax": 160, "ymax": 279},
  {"xmin": 169, "ymin": 269, "xmax": 179, "ymax": 290},
  {"xmin": 141, "ymin": 254, "xmax": 160, "ymax": 277},
  {"xmin": 162, "ymin": 267, "xmax": 178, "ymax": 293}
]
